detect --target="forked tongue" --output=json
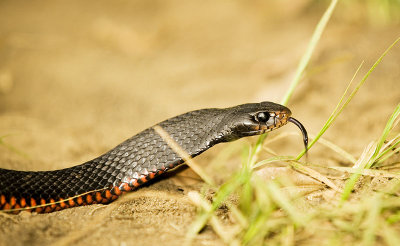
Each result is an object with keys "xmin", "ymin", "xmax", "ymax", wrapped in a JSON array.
[{"xmin": 288, "ymin": 117, "xmax": 308, "ymax": 155}]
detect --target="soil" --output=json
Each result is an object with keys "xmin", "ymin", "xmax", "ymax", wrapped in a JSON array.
[{"xmin": 0, "ymin": 1, "xmax": 399, "ymax": 246}]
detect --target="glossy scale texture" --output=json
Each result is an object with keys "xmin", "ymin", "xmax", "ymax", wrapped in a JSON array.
[{"xmin": 0, "ymin": 102, "xmax": 291, "ymax": 213}]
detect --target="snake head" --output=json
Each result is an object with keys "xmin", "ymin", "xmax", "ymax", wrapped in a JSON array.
[
  {"xmin": 219, "ymin": 101, "xmax": 308, "ymax": 152},
  {"xmin": 220, "ymin": 102, "xmax": 292, "ymax": 141}
]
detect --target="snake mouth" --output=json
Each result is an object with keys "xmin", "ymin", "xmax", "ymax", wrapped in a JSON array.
[
  {"xmin": 243, "ymin": 114, "xmax": 308, "ymax": 153},
  {"xmin": 260, "ymin": 110, "xmax": 291, "ymax": 131},
  {"xmin": 244, "ymin": 110, "xmax": 291, "ymax": 135}
]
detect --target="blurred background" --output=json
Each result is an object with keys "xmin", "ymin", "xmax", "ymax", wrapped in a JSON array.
[
  {"xmin": 0, "ymin": 0, "xmax": 399, "ymax": 162},
  {"xmin": 0, "ymin": 0, "xmax": 399, "ymax": 245},
  {"xmin": 1, "ymin": 0, "xmax": 399, "ymax": 169}
]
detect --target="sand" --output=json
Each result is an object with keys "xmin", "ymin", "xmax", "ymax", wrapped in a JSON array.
[{"xmin": 0, "ymin": 1, "xmax": 399, "ymax": 245}]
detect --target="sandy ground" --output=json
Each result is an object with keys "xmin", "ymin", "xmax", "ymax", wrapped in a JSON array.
[{"xmin": 0, "ymin": 1, "xmax": 399, "ymax": 245}]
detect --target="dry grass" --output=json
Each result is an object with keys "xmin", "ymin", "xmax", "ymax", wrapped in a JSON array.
[{"xmin": 185, "ymin": 0, "xmax": 400, "ymax": 244}]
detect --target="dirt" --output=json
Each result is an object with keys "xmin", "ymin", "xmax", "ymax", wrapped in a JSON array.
[{"xmin": 0, "ymin": 1, "xmax": 399, "ymax": 246}]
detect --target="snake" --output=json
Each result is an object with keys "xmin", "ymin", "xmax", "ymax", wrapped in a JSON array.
[{"xmin": 0, "ymin": 102, "xmax": 308, "ymax": 213}]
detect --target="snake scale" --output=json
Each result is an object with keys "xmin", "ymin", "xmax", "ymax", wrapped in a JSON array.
[{"xmin": 0, "ymin": 102, "xmax": 308, "ymax": 213}]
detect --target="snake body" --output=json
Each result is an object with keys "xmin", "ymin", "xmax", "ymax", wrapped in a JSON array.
[{"xmin": 0, "ymin": 102, "xmax": 307, "ymax": 213}]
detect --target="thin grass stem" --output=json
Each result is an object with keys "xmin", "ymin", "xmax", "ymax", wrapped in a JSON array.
[{"xmin": 281, "ymin": 0, "xmax": 338, "ymax": 106}]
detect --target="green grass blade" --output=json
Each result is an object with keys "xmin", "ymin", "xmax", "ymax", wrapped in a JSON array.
[
  {"xmin": 368, "ymin": 103, "xmax": 400, "ymax": 168},
  {"xmin": 297, "ymin": 37, "xmax": 400, "ymax": 160},
  {"xmin": 376, "ymin": 133, "xmax": 400, "ymax": 164},
  {"xmin": 249, "ymin": 133, "xmax": 268, "ymax": 167},
  {"xmin": 340, "ymin": 142, "xmax": 376, "ymax": 203},
  {"xmin": 185, "ymin": 173, "xmax": 244, "ymax": 241},
  {"xmin": 281, "ymin": 0, "xmax": 338, "ymax": 106},
  {"xmin": 295, "ymin": 61, "xmax": 363, "ymax": 160},
  {"xmin": 251, "ymin": 0, "xmax": 339, "ymax": 158},
  {"xmin": 314, "ymin": 136, "xmax": 357, "ymax": 164},
  {"xmin": 265, "ymin": 181, "xmax": 306, "ymax": 226},
  {"xmin": 377, "ymin": 144, "xmax": 400, "ymax": 164}
]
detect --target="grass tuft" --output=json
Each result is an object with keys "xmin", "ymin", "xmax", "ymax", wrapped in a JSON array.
[{"xmin": 184, "ymin": 0, "xmax": 400, "ymax": 244}]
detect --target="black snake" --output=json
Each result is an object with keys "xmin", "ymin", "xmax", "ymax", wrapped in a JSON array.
[{"xmin": 0, "ymin": 102, "xmax": 307, "ymax": 213}]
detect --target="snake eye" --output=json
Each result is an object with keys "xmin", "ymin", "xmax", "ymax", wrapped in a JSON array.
[{"xmin": 255, "ymin": 112, "xmax": 270, "ymax": 123}]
